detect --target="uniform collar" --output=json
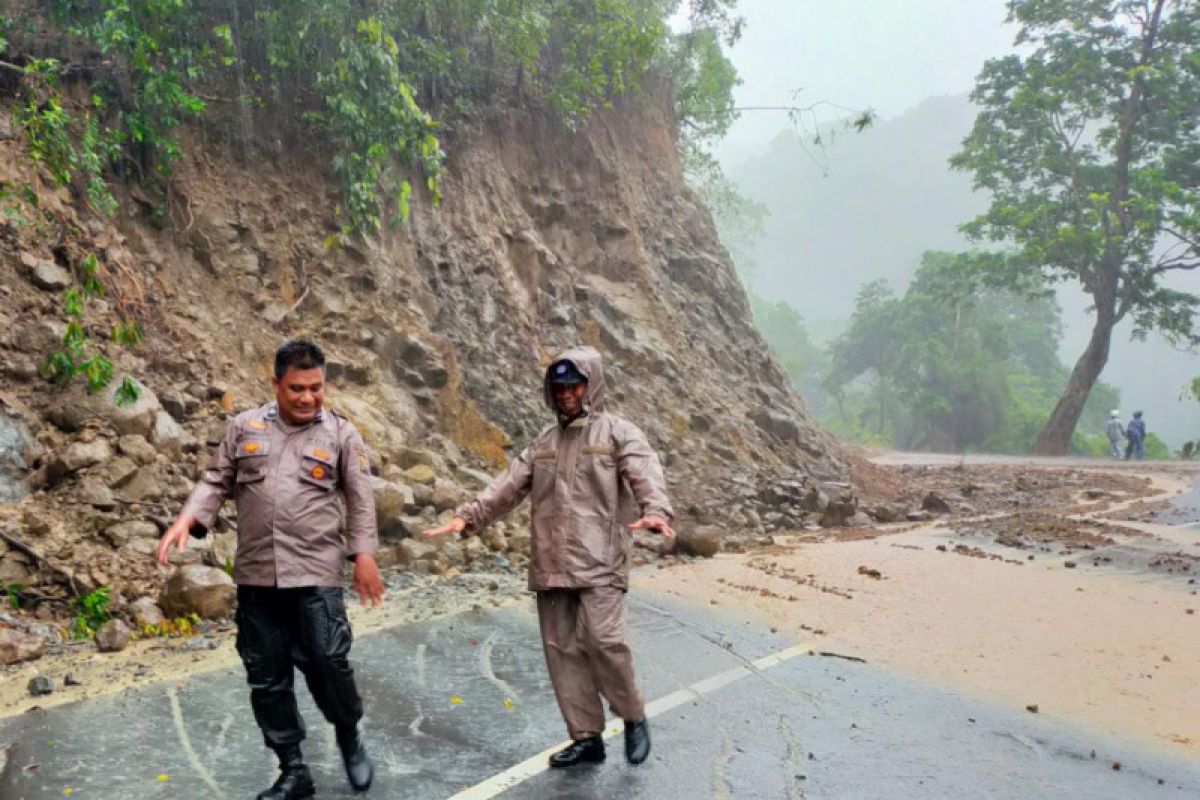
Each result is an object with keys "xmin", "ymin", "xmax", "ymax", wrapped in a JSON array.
[{"xmin": 266, "ymin": 403, "xmax": 324, "ymax": 427}]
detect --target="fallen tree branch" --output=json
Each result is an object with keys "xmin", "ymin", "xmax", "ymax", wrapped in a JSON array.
[
  {"xmin": 817, "ymin": 651, "xmax": 867, "ymax": 664},
  {"xmin": 0, "ymin": 528, "xmax": 80, "ymax": 597}
]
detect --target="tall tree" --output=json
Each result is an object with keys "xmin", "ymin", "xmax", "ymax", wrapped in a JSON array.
[{"xmin": 951, "ymin": 0, "xmax": 1200, "ymax": 455}]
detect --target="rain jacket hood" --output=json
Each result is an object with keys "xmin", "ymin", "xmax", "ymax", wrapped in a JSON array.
[{"xmin": 544, "ymin": 345, "xmax": 606, "ymax": 413}]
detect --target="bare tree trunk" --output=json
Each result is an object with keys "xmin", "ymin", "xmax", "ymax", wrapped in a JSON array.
[{"xmin": 1033, "ymin": 308, "xmax": 1115, "ymax": 455}]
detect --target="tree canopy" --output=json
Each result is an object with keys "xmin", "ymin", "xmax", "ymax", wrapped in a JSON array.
[
  {"xmin": 951, "ymin": 0, "xmax": 1200, "ymax": 454},
  {"xmin": 820, "ymin": 251, "xmax": 1119, "ymax": 453},
  {"xmin": 3, "ymin": 0, "xmax": 744, "ymax": 235}
]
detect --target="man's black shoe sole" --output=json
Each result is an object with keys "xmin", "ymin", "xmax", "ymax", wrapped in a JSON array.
[{"xmin": 549, "ymin": 757, "xmax": 606, "ymax": 768}]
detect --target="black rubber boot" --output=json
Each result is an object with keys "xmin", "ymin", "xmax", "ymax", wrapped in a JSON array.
[
  {"xmin": 625, "ymin": 718, "xmax": 651, "ymax": 765},
  {"xmin": 256, "ymin": 745, "xmax": 315, "ymax": 800},
  {"xmin": 337, "ymin": 726, "xmax": 375, "ymax": 792},
  {"xmin": 549, "ymin": 736, "xmax": 606, "ymax": 768}
]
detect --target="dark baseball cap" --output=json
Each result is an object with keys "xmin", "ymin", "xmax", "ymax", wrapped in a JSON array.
[{"xmin": 547, "ymin": 359, "xmax": 587, "ymax": 385}]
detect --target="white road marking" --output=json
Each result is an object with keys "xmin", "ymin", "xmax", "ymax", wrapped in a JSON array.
[
  {"xmin": 479, "ymin": 633, "xmax": 518, "ymax": 701},
  {"xmin": 168, "ymin": 684, "xmax": 226, "ymax": 799},
  {"xmin": 447, "ymin": 641, "xmax": 816, "ymax": 800}
]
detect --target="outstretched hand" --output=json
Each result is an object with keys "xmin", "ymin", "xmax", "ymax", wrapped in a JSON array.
[
  {"xmin": 628, "ymin": 514, "xmax": 675, "ymax": 539},
  {"xmin": 423, "ymin": 516, "xmax": 466, "ymax": 539},
  {"xmin": 156, "ymin": 514, "xmax": 196, "ymax": 565}
]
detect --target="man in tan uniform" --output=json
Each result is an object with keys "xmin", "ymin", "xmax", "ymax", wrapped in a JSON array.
[
  {"xmin": 157, "ymin": 339, "xmax": 383, "ymax": 799},
  {"xmin": 425, "ymin": 346, "xmax": 675, "ymax": 768}
]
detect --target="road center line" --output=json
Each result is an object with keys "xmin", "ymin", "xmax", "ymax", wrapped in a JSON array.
[{"xmin": 448, "ymin": 641, "xmax": 817, "ymax": 800}]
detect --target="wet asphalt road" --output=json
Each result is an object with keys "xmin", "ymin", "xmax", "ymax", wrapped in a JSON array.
[{"xmin": 2, "ymin": 592, "xmax": 1198, "ymax": 800}]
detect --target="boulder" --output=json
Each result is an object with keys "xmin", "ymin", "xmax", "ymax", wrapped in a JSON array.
[
  {"xmin": 0, "ymin": 626, "xmax": 46, "ymax": 665},
  {"xmin": 94, "ymin": 619, "xmax": 131, "ymax": 652},
  {"xmin": 431, "ymin": 481, "xmax": 461, "ymax": 512},
  {"xmin": 820, "ymin": 497, "xmax": 859, "ymax": 528},
  {"xmin": 102, "ymin": 520, "xmax": 159, "ymax": 547},
  {"xmin": 392, "ymin": 446, "xmax": 445, "ymax": 471},
  {"xmin": 749, "ymin": 408, "xmax": 801, "ymax": 443},
  {"xmin": 117, "ymin": 435, "xmax": 158, "ymax": 466},
  {"xmin": 762, "ymin": 480, "xmax": 807, "ymax": 507},
  {"xmin": 160, "ymin": 391, "xmax": 188, "ymax": 422},
  {"xmin": 0, "ymin": 551, "xmax": 35, "ymax": 585},
  {"xmin": 77, "ymin": 478, "xmax": 116, "ymax": 510},
  {"xmin": 463, "ymin": 536, "xmax": 488, "ymax": 562},
  {"xmin": 48, "ymin": 383, "xmax": 162, "ymax": 439},
  {"xmin": 399, "ymin": 538, "xmax": 439, "ymax": 565},
  {"xmin": 52, "ymin": 439, "xmax": 112, "ymax": 477},
  {"xmin": 410, "ymin": 482, "xmax": 434, "ymax": 511},
  {"xmin": 867, "ymin": 504, "xmax": 906, "ymax": 523},
  {"xmin": 27, "ymin": 675, "xmax": 53, "ymax": 696},
  {"xmin": 384, "ymin": 333, "xmax": 449, "ymax": 389},
  {"xmin": 161, "ymin": 564, "xmax": 236, "ymax": 620},
  {"xmin": 442, "ymin": 542, "xmax": 467, "ymax": 567},
  {"xmin": 485, "ymin": 529, "xmax": 509, "ymax": 553},
  {"xmin": 152, "ymin": 410, "xmax": 194, "ymax": 454},
  {"xmin": 21, "ymin": 254, "xmax": 70, "ymax": 291},
  {"xmin": 129, "ymin": 596, "xmax": 166, "ymax": 628},
  {"xmin": 324, "ymin": 359, "xmax": 375, "ymax": 385},
  {"xmin": 801, "ymin": 486, "xmax": 829, "ymax": 513},
  {"xmin": 403, "ymin": 464, "xmax": 437, "ymax": 486},
  {"xmin": 119, "ymin": 465, "xmax": 166, "ymax": 502},
  {"xmin": 205, "ymin": 531, "xmax": 237, "ymax": 573},
  {"xmin": 0, "ymin": 409, "xmax": 32, "ymax": 503},
  {"xmin": 675, "ymin": 526, "xmax": 721, "ymax": 558},
  {"xmin": 372, "ymin": 478, "xmax": 415, "ymax": 539},
  {"xmin": 921, "ymin": 493, "xmax": 952, "ymax": 515},
  {"xmin": 103, "ymin": 456, "xmax": 140, "ymax": 488}
]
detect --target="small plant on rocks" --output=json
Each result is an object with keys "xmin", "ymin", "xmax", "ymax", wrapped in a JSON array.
[{"xmin": 70, "ymin": 586, "xmax": 112, "ymax": 640}]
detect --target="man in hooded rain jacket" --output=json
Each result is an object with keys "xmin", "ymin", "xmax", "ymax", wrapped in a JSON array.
[{"xmin": 424, "ymin": 346, "xmax": 675, "ymax": 768}]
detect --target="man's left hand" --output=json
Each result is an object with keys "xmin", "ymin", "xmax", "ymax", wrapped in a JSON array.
[
  {"xmin": 352, "ymin": 554, "xmax": 384, "ymax": 607},
  {"xmin": 628, "ymin": 514, "xmax": 675, "ymax": 539}
]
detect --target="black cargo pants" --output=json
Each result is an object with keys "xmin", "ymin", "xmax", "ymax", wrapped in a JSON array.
[{"xmin": 235, "ymin": 585, "xmax": 363, "ymax": 749}]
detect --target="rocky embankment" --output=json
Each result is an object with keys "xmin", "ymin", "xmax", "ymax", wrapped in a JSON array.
[{"xmin": 0, "ymin": 82, "xmax": 892, "ymax": 670}]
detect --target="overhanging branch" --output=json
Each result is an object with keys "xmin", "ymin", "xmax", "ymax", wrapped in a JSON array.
[{"xmin": 1149, "ymin": 259, "xmax": 1200, "ymax": 278}]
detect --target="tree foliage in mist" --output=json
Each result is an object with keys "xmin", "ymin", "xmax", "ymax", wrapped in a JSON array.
[
  {"xmin": 951, "ymin": 0, "xmax": 1200, "ymax": 454},
  {"xmin": 817, "ymin": 251, "xmax": 1119, "ymax": 454}
]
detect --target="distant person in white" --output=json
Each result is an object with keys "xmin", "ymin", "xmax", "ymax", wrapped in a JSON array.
[{"xmin": 1106, "ymin": 410, "xmax": 1125, "ymax": 460}]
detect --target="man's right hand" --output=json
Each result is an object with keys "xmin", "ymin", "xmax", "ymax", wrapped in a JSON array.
[
  {"xmin": 423, "ymin": 516, "xmax": 466, "ymax": 539},
  {"xmin": 156, "ymin": 514, "xmax": 196, "ymax": 565}
]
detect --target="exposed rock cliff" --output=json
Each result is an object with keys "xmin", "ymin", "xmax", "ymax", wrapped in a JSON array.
[{"xmin": 0, "ymin": 84, "xmax": 854, "ymax": 623}]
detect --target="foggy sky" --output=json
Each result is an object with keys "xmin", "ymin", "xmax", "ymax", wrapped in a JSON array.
[
  {"xmin": 712, "ymin": 0, "xmax": 1200, "ymax": 448},
  {"xmin": 715, "ymin": 0, "xmax": 1018, "ymax": 164}
]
